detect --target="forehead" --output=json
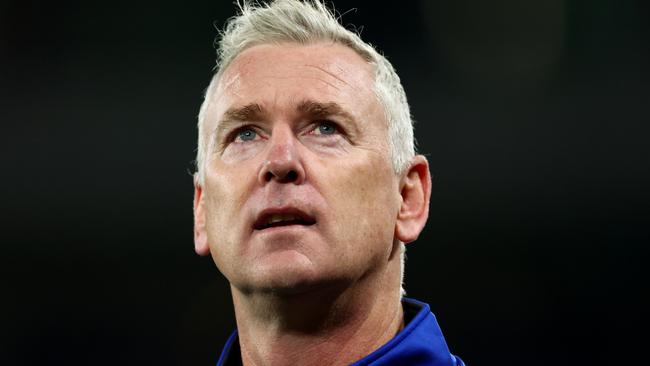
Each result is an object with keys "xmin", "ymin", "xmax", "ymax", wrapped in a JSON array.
[{"xmin": 209, "ymin": 42, "xmax": 380, "ymax": 123}]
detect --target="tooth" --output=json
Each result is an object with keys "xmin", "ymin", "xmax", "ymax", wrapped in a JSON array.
[
  {"xmin": 268, "ymin": 215, "xmax": 282, "ymax": 224},
  {"xmin": 267, "ymin": 214, "xmax": 299, "ymax": 225}
]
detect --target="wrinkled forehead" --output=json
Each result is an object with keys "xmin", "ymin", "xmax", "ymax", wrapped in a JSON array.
[{"xmin": 210, "ymin": 42, "xmax": 378, "ymax": 114}]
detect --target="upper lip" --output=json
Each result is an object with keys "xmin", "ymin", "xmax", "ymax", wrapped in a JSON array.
[{"xmin": 252, "ymin": 207, "xmax": 317, "ymax": 230}]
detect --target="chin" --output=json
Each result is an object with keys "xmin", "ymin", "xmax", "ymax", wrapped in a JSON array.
[{"xmin": 236, "ymin": 250, "xmax": 340, "ymax": 296}]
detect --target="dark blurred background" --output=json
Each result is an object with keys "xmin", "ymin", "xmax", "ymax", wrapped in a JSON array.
[{"xmin": 2, "ymin": 0, "xmax": 648, "ymax": 365}]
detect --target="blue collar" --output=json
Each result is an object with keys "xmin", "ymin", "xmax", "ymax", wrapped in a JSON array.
[{"xmin": 216, "ymin": 298, "xmax": 464, "ymax": 366}]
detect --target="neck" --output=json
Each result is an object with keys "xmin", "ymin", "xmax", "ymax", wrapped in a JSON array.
[{"xmin": 230, "ymin": 259, "xmax": 403, "ymax": 366}]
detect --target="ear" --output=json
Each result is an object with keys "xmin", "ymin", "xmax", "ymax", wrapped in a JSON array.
[
  {"xmin": 395, "ymin": 155, "xmax": 432, "ymax": 244},
  {"xmin": 193, "ymin": 177, "xmax": 210, "ymax": 256}
]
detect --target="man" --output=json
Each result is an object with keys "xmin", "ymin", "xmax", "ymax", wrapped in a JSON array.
[{"xmin": 193, "ymin": 1, "xmax": 464, "ymax": 365}]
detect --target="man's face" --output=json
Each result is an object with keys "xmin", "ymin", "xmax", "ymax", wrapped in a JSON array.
[{"xmin": 195, "ymin": 43, "xmax": 402, "ymax": 294}]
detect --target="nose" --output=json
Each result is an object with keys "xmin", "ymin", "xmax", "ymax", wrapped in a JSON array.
[{"xmin": 258, "ymin": 127, "xmax": 305, "ymax": 185}]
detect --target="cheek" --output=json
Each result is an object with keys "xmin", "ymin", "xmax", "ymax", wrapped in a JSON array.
[
  {"xmin": 221, "ymin": 140, "xmax": 266, "ymax": 164},
  {"xmin": 323, "ymin": 154, "xmax": 399, "ymax": 244},
  {"xmin": 202, "ymin": 164, "xmax": 256, "ymax": 237},
  {"xmin": 202, "ymin": 174, "xmax": 251, "ymax": 276}
]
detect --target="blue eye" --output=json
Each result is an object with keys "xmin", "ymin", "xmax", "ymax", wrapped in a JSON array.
[
  {"xmin": 317, "ymin": 122, "xmax": 337, "ymax": 135},
  {"xmin": 237, "ymin": 128, "xmax": 257, "ymax": 141}
]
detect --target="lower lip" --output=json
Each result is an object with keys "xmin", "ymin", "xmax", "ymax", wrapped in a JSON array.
[{"xmin": 253, "ymin": 224, "xmax": 315, "ymax": 234}]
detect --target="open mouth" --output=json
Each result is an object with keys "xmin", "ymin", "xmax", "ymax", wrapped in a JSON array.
[{"xmin": 253, "ymin": 210, "xmax": 316, "ymax": 231}]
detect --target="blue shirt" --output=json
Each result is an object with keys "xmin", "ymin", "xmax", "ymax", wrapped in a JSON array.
[{"xmin": 216, "ymin": 298, "xmax": 465, "ymax": 366}]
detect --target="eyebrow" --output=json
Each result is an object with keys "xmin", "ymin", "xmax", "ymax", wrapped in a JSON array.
[
  {"xmin": 297, "ymin": 100, "xmax": 356, "ymax": 125},
  {"xmin": 215, "ymin": 103, "xmax": 265, "ymax": 139},
  {"xmin": 221, "ymin": 103, "xmax": 265, "ymax": 124},
  {"xmin": 296, "ymin": 100, "xmax": 361, "ymax": 139},
  {"xmin": 215, "ymin": 100, "xmax": 360, "ymax": 139}
]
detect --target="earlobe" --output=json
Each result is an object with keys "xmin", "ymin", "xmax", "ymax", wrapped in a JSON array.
[
  {"xmin": 193, "ymin": 179, "xmax": 210, "ymax": 256},
  {"xmin": 395, "ymin": 155, "xmax": 432, "ymax": 244}
]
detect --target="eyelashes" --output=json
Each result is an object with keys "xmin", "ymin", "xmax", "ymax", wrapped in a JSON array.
[
  {"xmin": 219, "ymin": 125, "xmax": 264, "ymax": 148},
  {"xmin": 233, "ymin": 126, "xmax": 261, "ymax": 142},
  {"xmin": 224, "ymin": 120, "xmax": 345, "ymax": 146},
  {"xmin": 310, "ymin": 121, "xmax": 339, "ymax": 136}
]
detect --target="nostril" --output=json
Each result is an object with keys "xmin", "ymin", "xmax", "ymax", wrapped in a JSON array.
[
  {"xmin": 284, "ymin": 170, "xmax": 298, "ymax": 182},
  {"xmin": 264, "ymin": 169, "xmax": 298, "ymax": 182},
  {"xmin": 261, "ymin": 157, "xmax": 303, "ymax": 183}
]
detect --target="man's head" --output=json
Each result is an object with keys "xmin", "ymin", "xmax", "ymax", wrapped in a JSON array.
[
  {"xmin": 193, "ymin": 0, "xmax": 431, "ymax": 298},
  {"xmin": 195, "ymin": 0, "xmax": 415, "ymax": 184}
]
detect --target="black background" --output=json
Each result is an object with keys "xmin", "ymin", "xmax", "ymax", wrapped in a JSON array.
[{"xmin": 2, "ymin": 0, "xmax": 648, "ymax": 365}]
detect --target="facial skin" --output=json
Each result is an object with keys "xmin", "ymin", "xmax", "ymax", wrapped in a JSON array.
[{"xmin": 194, "ymin": 42, "xmax": 428, "ymax": 297}]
